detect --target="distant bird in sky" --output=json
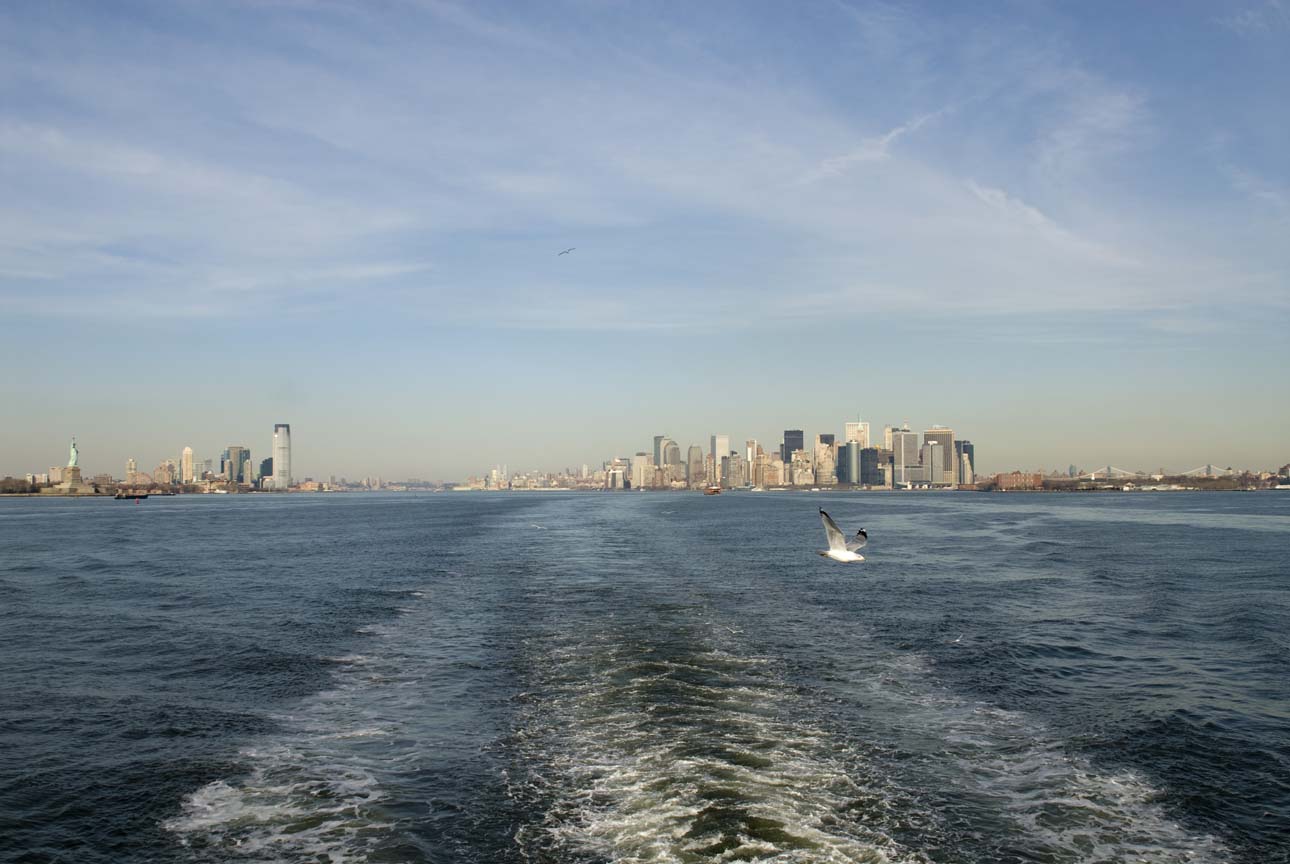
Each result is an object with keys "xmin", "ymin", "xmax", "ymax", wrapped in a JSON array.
[
  {"xmin": 818, "ymin": 509, "xmax": 867, "ymax": 563},
  {"xmin": 558, "ymin": 247, "xmax": 575, "ymax": 256}
]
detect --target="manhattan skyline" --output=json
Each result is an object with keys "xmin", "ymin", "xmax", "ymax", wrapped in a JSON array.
[{"xmin": 1, "ymin": 2, "xmax": 1287, "ymax": 478}]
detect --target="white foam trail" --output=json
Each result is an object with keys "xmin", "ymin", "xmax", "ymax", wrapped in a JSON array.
[
  {"xmin": 508, "ymin": 625, "xmax": 1231, "ymax": 864},
  {"xmin": 509, "ymin": 633, "xmax": 919, "ymax": 863}
]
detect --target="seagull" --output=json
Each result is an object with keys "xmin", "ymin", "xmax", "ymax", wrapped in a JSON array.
[
  {"xmin": 558, "ymin": 247, "xmax": 575, "ymax": 256},
  {"xmin": 818, "ymin": 509, "xmax": 867, "ymax": 563}
]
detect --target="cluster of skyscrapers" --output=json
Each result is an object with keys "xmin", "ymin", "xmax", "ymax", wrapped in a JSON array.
[
  {"xmin": 467, "ymin": 420, "xmax": 976, "ymax": 491},
  {"xmin": 117, "ymin": 423, "xmax": 293, "ymax": 490},
  {"xmin": 602, "ymin": 422, "xmax": 975, "ymax": 490}
]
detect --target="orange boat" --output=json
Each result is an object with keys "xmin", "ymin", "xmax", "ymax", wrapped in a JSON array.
[{"xmin": 703, "ymin": 486, "xmax": 722, "ymax": 495}]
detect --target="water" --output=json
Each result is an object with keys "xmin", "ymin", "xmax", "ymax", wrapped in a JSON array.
[{"xmin": 1, "ymin": 492, "xmax": 1287, "ymax": 863}]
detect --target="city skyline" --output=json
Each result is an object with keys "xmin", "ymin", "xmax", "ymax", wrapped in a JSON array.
[
  {"xmin": 1, "ymin": 2, "xmax": 1287, "ymax": 477},
  {"xmin": 9, "ymin": 410, "xmax": 1288, "ymax": 487}
]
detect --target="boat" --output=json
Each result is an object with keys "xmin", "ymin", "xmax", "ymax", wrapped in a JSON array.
[
  {"xmin": 114, "ymin": 491, "xmax": 148, "ymax": 500},
  {"xmin": 703, "ymin": 486, "xmax": 722, "ymax": 495}
]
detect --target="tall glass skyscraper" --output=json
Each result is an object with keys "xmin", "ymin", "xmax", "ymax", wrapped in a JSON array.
[
  {"xmin": 273, "ymin": 424, "xmax": 291, "ymax": 490},
  {"xmin": 781, "ymin": 429, "xmax": 804, "ymax": 462}
]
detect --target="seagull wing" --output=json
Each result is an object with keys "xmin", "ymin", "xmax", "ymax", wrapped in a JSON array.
[
  {"xmin": 846, "ymin": 528, "xmax": 868, "ymax": 552},
  {"xmin": 819, "ymin": 509, "xmax": 846, "ymax": 552}
]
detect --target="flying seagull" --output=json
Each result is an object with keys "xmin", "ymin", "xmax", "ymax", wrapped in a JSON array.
[
  {"xmin": 558, "ymin": 247, "xmax": 575, "ymax": 256},
  {"xmin": 818, "ymin": 509, "xmax": 867, "ymax": 563}
]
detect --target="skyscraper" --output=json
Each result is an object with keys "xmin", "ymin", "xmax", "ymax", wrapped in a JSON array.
[
  {"xmin": 839, "ymin": 441, "xmax": 860, "ymax": 484},
  {"xmin": 920, "ymin": 441, "xmax": 945, "ymax": 484},
  {"xmin": 891, "ymin": 424, "xmax": 919, "ymax": 486},
  {"xmin": 710, "ymin": 434, "xmax": 730, "ymax": 464},
  {"xmin": 662, "ymin": 439, "xmax": 681, "ymax": 467},
  {"xmin": 653, "ymin": 435, "xmax": 666, "ymax": 466},
  {"xmin": 630, "ymin": 452, "xmax": 653, "ymax": 489},
  {"xmin": 955, "ymin": 440, "xmax": 975, "ymax": 484},
  {"xmin": 814, "ymin": 435, "xmax": 836, "ymax": 485},
  {"xmin": 844, "ymin": 421, "xmax": 870, "ymax": 447},
  {"xmin": 181, "ymin": 447, "xmax": 194, "ymax": 484},
  {"xmin": 924, "ymin": 426, "xmax": 955, "ymax": 475},
  {"xmin": 860, "ymin": 447, "xmax": 881, "ymax": 485},
  {"xmin": 226, "ymin": 445, "xmax": 249, "ymax": 483},
  {"xmin": 273, "ymin": 423, "xmax": 291, "ymax": 490},
  {"xmin": 686, "ymin": 445, "xmax": 704, "ymax": 487},
  {"xmin": 781, "ymin": 429, "xmax": 804, "ymax": 463}
]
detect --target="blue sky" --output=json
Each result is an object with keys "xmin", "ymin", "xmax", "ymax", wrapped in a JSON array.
[{"xmin": 2, "ymin": 0, "xmax": 1287, "ymax": 479}]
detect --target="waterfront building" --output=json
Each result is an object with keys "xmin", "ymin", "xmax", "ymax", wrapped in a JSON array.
[
  {"xmin": 48, "ymin": 466, "xmax": 64, "ymax": 484},
  {"xmin": 781, "ymin": 429, "xmax": 804, "ymax": 463},
  {"xmin": 154, "ymin": 461, "xmax": 176, "ymax": 485},
  {"xmin": 260, "ymin": 458, "xmax": 273, "ymax": 481},
  {"xmin": 892, "ymin": 424, "xmax": 918, "ymax": 486},
  {"xmin": 630, "ymin": 452, "xmax": 653, "ymax": 489},
  {"xmin": 997, "ymin": 471, "xmax": 1042, "ymax": 491},
  {"xmin": 273, "ymin": 424, "xmax": 291, "ymax": 490},
  {"xmin": 920, "ymin": 441, "xmax": 945, "ymax": 484},
  {"xmin": 765, "ymin": 456, "xmax": 784, "ymax": 487},
  {"xmin": 710, "ymin": 434, "xmax": 730, "ymax": 465},
  {"xmin": 815, "ymin": 448, "xmax": 837, "ymax": 486},
  {"xmin": 960, "ymin": 452, "xmax": 975, "ymax": 485},
  {"xmin": 653, "ymin": 435, "xmax": 666, "ymax": 466},
  {"xmin": 225, "ymin": 446, "xmax": 250, "ymax": 484},
  {"xmin": 883, "ymin": 426, "xmax": 894, "ymax": 451},
  {"xmin": 721, "ymin": 453, "xmax": 748, "ymax": 488},
  {"xmin": 923, "ymin": 426, "xmax": 955, "ymax": 476},
  {"xmin": 181, "ymin": 447, "xmax": 194, "ymax": 484},
  {"xmin": 791, "ymin": 449, "xmax": 814, "ymax": 486},
  {"xmin": 662, "ymin": 439, "xmax": 681, "ymax": 467},
  {"xmin": 860, "ymin": 447, "xmax": 882, "ymax": 486},
  {"xmin": 686, "ymin": 445, "xmax": 704, "ymax": 487},
  {"xmin": 839, "ymin": 441, "xmax": 859, "ymax": 485},
  {"xmin": 955, "ymin": 440, "xmax": 975, "ymax": 484},
  {"xmin": 813, "ymin": 435, "xmax": 836, "ymax": 485},
  {"xmin": 126, "ymin": 458, "xmax": 138, "ymax": 486}
]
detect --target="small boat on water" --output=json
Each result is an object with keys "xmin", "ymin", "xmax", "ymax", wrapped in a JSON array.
[
  {"xmin": 114, "ymin": 492, "xmax": 148, "ymax": 500},
  {"xmin": 703, "ymin": 486, "xmax": 722, "ymax": 495}
]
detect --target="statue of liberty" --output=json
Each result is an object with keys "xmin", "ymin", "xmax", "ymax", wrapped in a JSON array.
[{"xmin": 68, "ymin": 438, "xmax": 78, "ymax": 468}]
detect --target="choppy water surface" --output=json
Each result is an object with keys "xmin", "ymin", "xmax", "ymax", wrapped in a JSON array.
[{"xmin": 1, "ymin": 492, "xmax": 1287, "ymax": 863}]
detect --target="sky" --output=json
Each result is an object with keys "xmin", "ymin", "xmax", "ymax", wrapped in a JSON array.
[{"xmin": 1, "ymin": 0, "xmax": 1287, "ymax": 480}]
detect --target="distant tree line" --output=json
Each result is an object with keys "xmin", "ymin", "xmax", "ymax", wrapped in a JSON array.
[{"xmin": 0, "ymin": 476, "xmax": 39, "ymax": 493}]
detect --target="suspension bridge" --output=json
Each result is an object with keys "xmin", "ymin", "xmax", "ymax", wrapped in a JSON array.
[{"xmin": 1077, "ymin": 464, "xmax": 1236, "ymax": 480}]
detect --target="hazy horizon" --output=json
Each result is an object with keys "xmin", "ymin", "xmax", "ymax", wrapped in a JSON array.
[{"xmin": 2, "ymin": 2, "xmax": 1287, "ymax": 479}]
